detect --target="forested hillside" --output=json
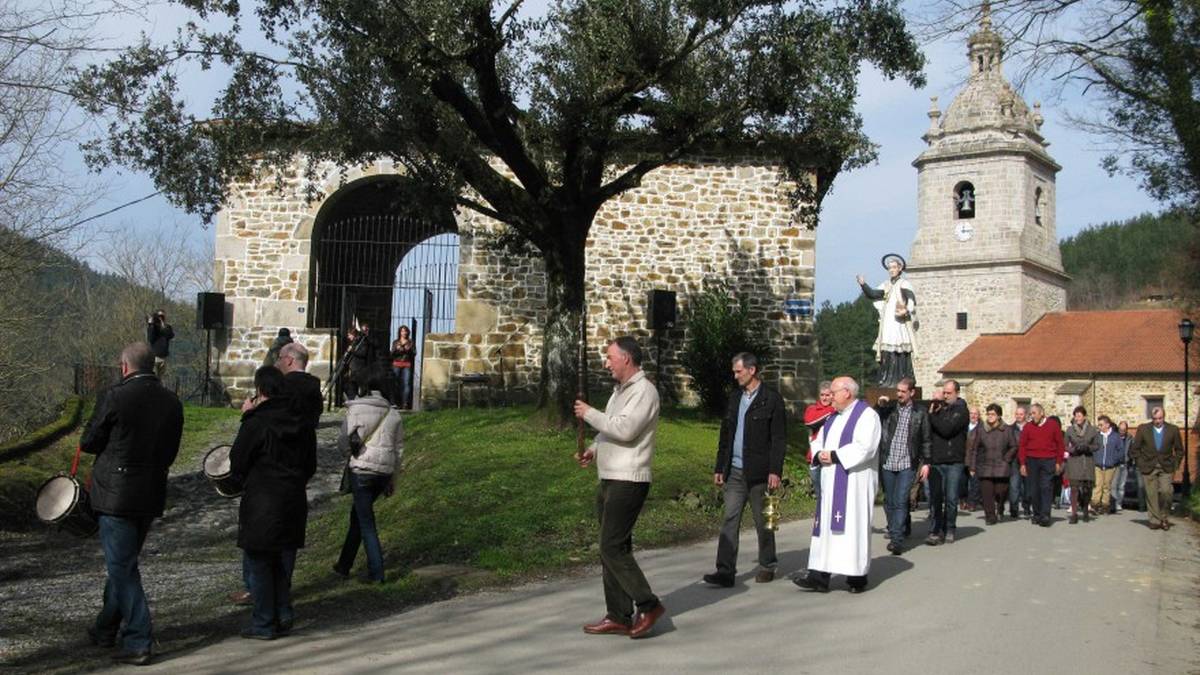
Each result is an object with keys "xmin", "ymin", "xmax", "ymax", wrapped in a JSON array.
[
  {"xmin": 1060, "ymin": 209, "xmax": 1196, "ymax": 308},
  {"xmin": 0, "ymin": 228, "xmax": 208, "ymax": 444}
]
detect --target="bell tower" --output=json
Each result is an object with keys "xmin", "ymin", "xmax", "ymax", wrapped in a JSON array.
[{"xmin": 906, "ymin": 6, "xmax": 1069, "ymax": 389}]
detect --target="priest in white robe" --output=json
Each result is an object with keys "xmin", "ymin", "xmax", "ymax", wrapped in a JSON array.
[{"xmin": 793, "ymin": 376, "xmax": 881, "ymax": 593}]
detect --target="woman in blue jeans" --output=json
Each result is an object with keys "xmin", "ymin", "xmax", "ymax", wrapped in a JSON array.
[
  {"xmin": 390, "ymin": 326, "xmax": 416, "ymax": 409},
  {"xmin": 334, "ymin": 375, "xmax": 404, "ymax": 582}
]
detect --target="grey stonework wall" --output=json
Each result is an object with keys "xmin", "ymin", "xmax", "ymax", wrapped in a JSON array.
[
  {"xmin": 956, "ymin": 375, "xmax": 1196, "ymax": 430},
  {"xmin": 213, "ymin": 157, "xmax": 820, "ymax": 408}
]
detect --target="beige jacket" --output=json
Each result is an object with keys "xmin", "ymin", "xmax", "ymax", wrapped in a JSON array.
[
  {"xmin": 340, "ymin": 393, "xmax": 404, "ymax": 475},
  {"xmin": 584, "ymin": 370, "xmax": 660, "ymax": 482}
]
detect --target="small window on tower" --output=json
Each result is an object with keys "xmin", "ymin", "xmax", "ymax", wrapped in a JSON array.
[
  {"xmin": 956, "ymin": 312, "xmax": 968, "ymax": 330},
  {"xmin": 1034, "ymin": 187, "xmax": 1044, "ymax": 225},
  {"xmin": 954, "ymin": 181, "xmax": 975, "ymax": 219}
]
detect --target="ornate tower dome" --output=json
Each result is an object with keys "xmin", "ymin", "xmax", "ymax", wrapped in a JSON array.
[{"xmin": 905, "ymin": 4, "xmax": 1069, "ymax": 390}]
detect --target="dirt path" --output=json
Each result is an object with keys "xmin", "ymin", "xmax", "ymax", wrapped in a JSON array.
[{"xmin": 0, "ymin": 414, "xmax": 348, "ymax": 673}]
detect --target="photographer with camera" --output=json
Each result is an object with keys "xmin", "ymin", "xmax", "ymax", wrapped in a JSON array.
[{"xmin": 145, "ymin": 309, "xmax": 175, "ymax": 378}]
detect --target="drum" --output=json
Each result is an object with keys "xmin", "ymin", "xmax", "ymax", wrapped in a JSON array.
[
  {"xmin": 202, "ymin": 444, "xmax": 242, "ymax": 498},
  {"xmin": 35, "ymin": 474, "xmax": 98, "ymax": 537}
]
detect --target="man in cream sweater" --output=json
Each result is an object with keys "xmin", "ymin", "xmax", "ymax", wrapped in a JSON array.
[{"xmin": 573, "ymin": 336, "xmax": 665, "ymax": 639}]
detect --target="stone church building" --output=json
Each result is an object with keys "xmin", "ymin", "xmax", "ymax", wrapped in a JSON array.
[
  {"xmin": 211, "ymin": 153, "xmax": 820, "ymax": 407},
  {"xmin": 907, "ymin": 12, "xmax": 1197, "ymax": 466}
]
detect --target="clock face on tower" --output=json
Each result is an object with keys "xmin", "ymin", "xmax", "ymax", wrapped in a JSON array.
[{"xmin": 955, "ymin": 221, "xmax": 975, "ymax": 241}]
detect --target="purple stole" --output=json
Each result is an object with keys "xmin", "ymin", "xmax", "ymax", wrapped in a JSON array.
[{"xmin": 812, "ymin": 399, "xmax": 868, "ymax": 536}]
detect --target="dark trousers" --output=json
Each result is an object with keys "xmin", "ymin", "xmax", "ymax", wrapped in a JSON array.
[
  {"xmin": 1069, "ymin": 481, "xmax": 1093, "ymax": 516},
  {"xmin": 928, "ymin": 463, "xmax": 964, "ymax": 536},
  {"xmin": 95, "ymin": 515, "xmax": 154, "ymax": 652},
  {"xmin": 1027, "ymin": 458, "xmax": 1056, "ymax": 523},
  {"xmin": 715, "ymin": 468, "xmax": 777, "ymax": 575},
  {"xmin": 1008, "ymin": 459, "xmax": 1028, "ymax": 514},
  {"xmin": 244, "ymin": 549, "xmax": 296, "ymax": 636},
  {"xmin": 979, "ymin": 477, "xmax": 1009, "ymax": 521},
  {"xmin": 597, "ymin": 480, "xmax": 659, "ymax": 625},
  {"xmin": 337, "ymin": 472, "xmax": 389, "ymax": 581}
]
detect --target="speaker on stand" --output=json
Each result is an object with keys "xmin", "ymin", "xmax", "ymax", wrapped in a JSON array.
[
  {"xmin": 194, "ymin": 292, "xmax": 226, "ymax": 406},
  {"xmin": 647, "ymin": 290, "xmax": 676, "ymax": 393}
]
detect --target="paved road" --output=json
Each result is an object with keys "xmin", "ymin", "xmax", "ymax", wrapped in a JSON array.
[{"xmin": 134, "ymin": 509, "xmax": 1198, "ymax": 675}]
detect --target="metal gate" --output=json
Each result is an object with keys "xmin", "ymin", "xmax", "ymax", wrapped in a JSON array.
[{"xmin": 311, "ymin": 214, "xmax": 459, "ymax": 405}]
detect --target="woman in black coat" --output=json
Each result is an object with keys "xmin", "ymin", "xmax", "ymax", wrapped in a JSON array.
[{"xmin": 229, "ymin": 366, "xmax": 316, "ymax": 640}]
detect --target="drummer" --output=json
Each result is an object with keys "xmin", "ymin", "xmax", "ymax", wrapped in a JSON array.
[{"xmin": 79, "ymin": 342, "xmax": 184, "ymax": 666}]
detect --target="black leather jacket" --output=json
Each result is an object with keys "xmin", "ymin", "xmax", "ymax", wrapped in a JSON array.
[
  {"xmin": 80, "ymin": 372, "xmax": 184, "ymax": 518},
  {"xmin": 878, "ymin": 401, "xmax": 932, "ymax": 469},
  {"xmin": 714, "ymin": 384, "xmax": 787, "ymax": 485}
]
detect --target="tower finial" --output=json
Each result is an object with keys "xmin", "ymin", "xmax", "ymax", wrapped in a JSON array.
[{"xmin": 980, "ymin": 1, "xmax": 992, "ymax": 31}]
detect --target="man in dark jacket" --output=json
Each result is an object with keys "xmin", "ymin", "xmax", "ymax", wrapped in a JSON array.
[
  {"xmin": 926, "ymin": 379, "xmax": 969, "ymax": 545},
  {"xmin": 702, "ymin": 352, "xmax": 786, "ymax": 587},
  {"xmin": 229, "ymin": 341, "xmax": 323, "ymax": 607},
  {"xmin": 1130, "ymin": 406, "xmax": 1184, "ymax": 531},
  {"xmin": 145, "ymin": 310, "xmax": 174, "ymax": 377},
  {"xmin": 80, "ymin": 342, "xmax": 184, "ymax": 666},
  {"xmin": 877, "ymin": 378, "xmax": 930, "ymax": 555}
]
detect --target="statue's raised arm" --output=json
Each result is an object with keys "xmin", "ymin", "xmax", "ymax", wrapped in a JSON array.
[{"xmin": 858, "ymin": 253, "xmax": 917, "ymax": 388}]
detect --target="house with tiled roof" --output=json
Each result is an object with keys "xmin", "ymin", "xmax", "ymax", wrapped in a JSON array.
[{"xmin": 944, "ymin": 308, "xmax": 1198, "ymax": 481}]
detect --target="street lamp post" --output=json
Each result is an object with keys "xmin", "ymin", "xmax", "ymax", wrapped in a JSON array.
[{"xmin": 1179, "ymin": 318, "xmax": 1194, "ymax": 504}]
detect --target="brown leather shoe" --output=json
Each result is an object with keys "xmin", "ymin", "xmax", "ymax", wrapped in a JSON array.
[
  {"xmin": 755, "ymin": 569, "xmax": 775, "ymax": 583},
  {"xmin": 228, "ymin": 590, "xmax": 252, "ymax": 606},
  {"xmin": 1148, "ymin": 521, "xmax": 1162, "ymax": 530},
  {"xmin": 629, "ymin": 604, "xmax": 666, "ymax": 639},
  {"xmin": 1162, "ymin": 520, "xmax": 1172, "ymax": 530},
  {"xmin": 582, "ymin": 617, "xmax": 631, "ymax": 635}
]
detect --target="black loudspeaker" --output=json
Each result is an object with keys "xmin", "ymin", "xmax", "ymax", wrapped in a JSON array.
[
  {"xmin": 648, "ymin": 289, "xmax": 676, "ymax": 330},
  {"xmin": 196, "ymin": 292, "xmax": 226, "ymax": 329}
]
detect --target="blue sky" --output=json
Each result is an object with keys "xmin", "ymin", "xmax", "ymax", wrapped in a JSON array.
[{"xmin": 72, "ymin": 1, "xmax": 1159, "ymax": 305}]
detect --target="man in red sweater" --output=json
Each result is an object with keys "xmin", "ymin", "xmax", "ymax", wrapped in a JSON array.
[{"xmin": 1019, "ymin": 403, "xmax": 1064, "ymax": 527}]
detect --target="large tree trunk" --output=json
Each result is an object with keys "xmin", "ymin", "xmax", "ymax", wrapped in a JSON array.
[{"xmin": 537, "ymin": 223, "xmax": 589, "ymax": 427}]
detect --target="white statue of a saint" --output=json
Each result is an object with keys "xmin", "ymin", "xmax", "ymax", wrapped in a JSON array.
[{"xmin": 856, "ymin": 254, "xmax": 917, "ymax": 387}]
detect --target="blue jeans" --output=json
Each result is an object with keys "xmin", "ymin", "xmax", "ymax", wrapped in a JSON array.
[
  {"xmin": 95, "ymin": 514, "xmax": 154, "ymax": 652},
  {"xmin": 880, "ymin": 467, "xmax": 915, "ymax": 543},
  {"xmin": 244, "ymin": 549, "xmax": 295, "ymax": 635},
  {"xmin": 1007, "ymin": 458, "xmax": 1024, "ymax": 513},
  {"xmin": 928, "ymin": 463, "xmax": 964, "ymax": 536},
  {"xmin": 393, "ymin": 366, "xmax": 413, "ymax": 408},
  {"xmin": 1111, "ymin": 464, "xmax": 1127, "ymax": 509},
  {"xmin": 336, "ymin": 472, "xmax": 389, "ymax": 581}
]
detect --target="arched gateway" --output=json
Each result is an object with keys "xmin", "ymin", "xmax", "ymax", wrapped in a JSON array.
[{"xmin": 213, "ymin": 154, "xmax": 820, "ymax": 409}]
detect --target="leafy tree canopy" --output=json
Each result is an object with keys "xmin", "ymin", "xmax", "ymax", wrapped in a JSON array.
[{"xmin": 72, "ymin": 0, "xmax": 925, "ymax": 419}]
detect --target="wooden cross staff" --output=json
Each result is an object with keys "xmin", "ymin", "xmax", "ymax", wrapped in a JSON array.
[{"xmin": 575, "ymin": 309, "xmax": 587, "ymax": 460}]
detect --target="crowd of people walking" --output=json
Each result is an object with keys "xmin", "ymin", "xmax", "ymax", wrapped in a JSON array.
[{"xmin": 74, "ymin": 336, "xmax": 1188, "ymax": 664}]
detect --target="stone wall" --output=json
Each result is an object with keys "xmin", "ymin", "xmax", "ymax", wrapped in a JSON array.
[
  {"xmin": 213, "ymin": 156, "xmax": 820, "ymax": 407},
  {"xmin": 959, "ymin": 374, "xmax": 1199, "ymax": 479},
  {"xmin": 958, "ymin": 374, "xmax": 1194, "ymax": 426},
  {"xmin": 421, "ymin": 156, "xmax": 819, "ymax": 408}
]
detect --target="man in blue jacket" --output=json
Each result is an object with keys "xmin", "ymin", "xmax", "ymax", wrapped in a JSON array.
[
  {"xmin": 1090, "ymin": 415, "xmax": 1125, "ymax": 515},
  {"xmin": 703, "ymin": 352, "xmax": 786, "ymax": 586},
  {"xmin": 80, "ymin": 342, "xmax": 184, "ymax": 666}
]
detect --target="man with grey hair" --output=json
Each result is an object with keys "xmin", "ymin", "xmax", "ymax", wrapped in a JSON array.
[
  {"xmin": 1008, "ymin": 405, "xmax": 1030, "ymax": 518},
  {"xmin": 80, "ymin": 342, "xmax": 184, "ymax": 665},
  {"xmin": 703, "ymin": 352, "xmax": 787, "ymax": 587},
  {"xmin": 1130, "ymin": 406, "xmax": 1184, "ymax": 530},
  {"xmin": 794, "ymin": 376, "xmax": 881, "ymax": 593}
]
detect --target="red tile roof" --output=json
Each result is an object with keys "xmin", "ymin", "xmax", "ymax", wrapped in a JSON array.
[{"xmin": 941, "ymin": 309, "xmax": 1193, "ymax": 375}]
